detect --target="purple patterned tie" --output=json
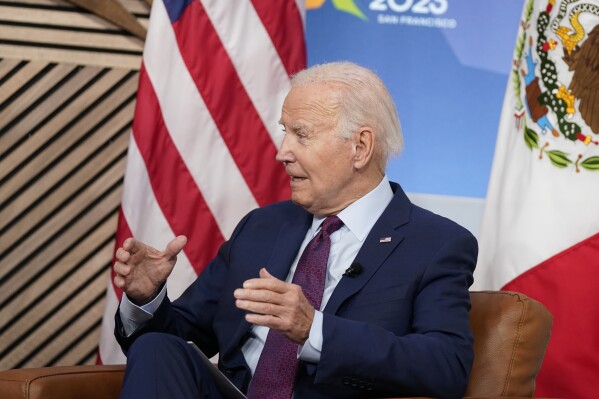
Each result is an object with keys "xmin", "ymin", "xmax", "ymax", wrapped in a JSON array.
[{"xmin": 247, "ymin": 216, "xmax": 344, "ymax": 399}]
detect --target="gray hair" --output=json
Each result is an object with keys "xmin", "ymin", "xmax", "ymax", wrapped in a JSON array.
[{"xmin": 290, "ymin": 62, "xmax": 403, "ymax": 169}]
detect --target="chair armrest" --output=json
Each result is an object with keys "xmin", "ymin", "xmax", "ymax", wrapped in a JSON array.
[{"xmin": 0, "ymin": 365, "xmax": 124, "ymax": 399}]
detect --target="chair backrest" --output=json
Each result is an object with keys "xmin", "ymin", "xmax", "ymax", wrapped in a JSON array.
[{"xmin": 465, "ymin": 291, "xmax": 553, "ymax": 398}]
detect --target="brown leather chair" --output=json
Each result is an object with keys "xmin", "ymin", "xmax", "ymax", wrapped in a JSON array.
[{"xmin": 0, "ymin": 291, "xmax": 553, "ymax": 399}]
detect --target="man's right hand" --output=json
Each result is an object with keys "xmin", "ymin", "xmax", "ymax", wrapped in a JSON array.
[{"xmin": 113, "ymin": 236, "xmax": 187, "ymax": 305}]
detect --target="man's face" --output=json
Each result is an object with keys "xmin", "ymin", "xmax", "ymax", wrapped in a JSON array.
[{"xmin": 276, "ymin": 84, "xmax": 358, "ymax": 216}]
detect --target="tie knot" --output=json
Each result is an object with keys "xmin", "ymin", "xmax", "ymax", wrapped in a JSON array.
[{"xmin": 321, "ymin": 215, "xmax": 344, "ymax": 236}]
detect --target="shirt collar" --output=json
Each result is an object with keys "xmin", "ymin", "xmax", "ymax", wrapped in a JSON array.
[{"xmin": 311, "ymin": 176, "xmax": 394, "ymax": 241}]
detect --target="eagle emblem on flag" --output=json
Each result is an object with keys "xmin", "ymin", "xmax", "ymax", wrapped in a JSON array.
[{"xmin": 513, "ymin": 0, "xmax": 599, "ymax": 172}]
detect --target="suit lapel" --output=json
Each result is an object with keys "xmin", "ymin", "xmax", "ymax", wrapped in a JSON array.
[
  {"xmin": 229, "ymin": 211, "xmax": 311, "ymax": 351},
  {"xmin": 324, "ymin": 182, "xmax": 412, "ymax": 314},
  {"xmin": 265, "ymin": 219, "xmax": 311, "ymax": 280}
]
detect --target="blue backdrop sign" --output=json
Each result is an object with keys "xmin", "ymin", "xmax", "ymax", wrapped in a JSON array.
[{"xmin": 305, "ymin": 0, "xmax": 524, "ymax": 200}]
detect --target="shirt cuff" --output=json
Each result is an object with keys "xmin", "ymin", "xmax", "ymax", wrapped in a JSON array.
[
  {"xmin": 119, "ymin": 285, "xmax": 167, "ymax": 336},
  {"xmin": 298, "ymin": 310, "xmax": 323, "ymax": 363}
]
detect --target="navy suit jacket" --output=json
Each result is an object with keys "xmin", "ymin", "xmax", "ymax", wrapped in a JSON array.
[{"xmin": 115, "ymin": 182, "xmax": 478, "ymax": 398}]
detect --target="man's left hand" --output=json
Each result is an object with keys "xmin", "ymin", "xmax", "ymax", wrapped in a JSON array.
[{"xmin": 234, "ymin": 268, "xmax": 314, "ymax": 344}]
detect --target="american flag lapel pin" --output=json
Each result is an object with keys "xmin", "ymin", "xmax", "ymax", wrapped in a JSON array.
[{"xmin": 379, "ymin": 237, "xmax": 392, "ymax": 243}]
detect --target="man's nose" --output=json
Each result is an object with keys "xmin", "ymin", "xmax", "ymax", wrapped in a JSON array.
[{"xmin": 276, "ymin": 134, "xmax": 293, "ymax": 163}]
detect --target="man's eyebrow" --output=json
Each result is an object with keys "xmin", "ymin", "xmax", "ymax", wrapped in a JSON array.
[{"xmin": 279, "ymin": 121, "xmax": 308, "ymax": 132}]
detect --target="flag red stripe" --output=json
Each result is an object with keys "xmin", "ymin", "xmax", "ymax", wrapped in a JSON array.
[
  {"xmin": 99, "ymin": 0, "xmax": 305, "ymax": 365},
  {"xmin": 251, "ymin": 0, "xmax": 306, "ymax": 76},
  {"xmin": 133, "ymin": 64, "xmax": 225, "ymax": 274},
  {"xmin": 171, "ymin": 1, "xmax": 290, "ymax": 206},
  {"xmin": 110, "ymin": 207, "xmax": 133, "ymax": 302},
  {"xmin": 503, "ymin": 233, "xmax": 599, "ymax": 399}
]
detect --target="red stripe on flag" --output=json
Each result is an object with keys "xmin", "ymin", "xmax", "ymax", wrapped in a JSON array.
[
  {"xmin": 133, "ymin": 64, "xmax": 225, "ymax": 274},
  {"xmin": 110, "ymin": 206, "xmax": 133, "ymax": 302},
  {"xmin": 503, "ymin": 233, "xmax": 599, "ymax": 399},
  {"xmin": 251, "ymin": 0, "xmax": 306, "ymax": 76},
  {"xmin": 171, "ymin": 1, "xmax": 290, "ymax": 206},
  {"xmin": 99, "ymin": 0, "xmax": 306, "ymax": 365}
]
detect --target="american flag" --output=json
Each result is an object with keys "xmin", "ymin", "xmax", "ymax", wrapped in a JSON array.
[{"xmin": 97, "ymin": 0, "xmax": 306, "ymax": 364}]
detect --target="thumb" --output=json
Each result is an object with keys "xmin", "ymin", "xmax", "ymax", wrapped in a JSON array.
[
  {"xmin": 164, "ymin": 235, "xmax": 187, "ymax": 258},
  {"xmin": 259, "ymin": 268, "xmax": 275, "ymax": 279}
]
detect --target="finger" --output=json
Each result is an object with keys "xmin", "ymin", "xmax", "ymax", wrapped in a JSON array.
[
  {"xmin": 123, "ymin": 237, "xmax": 139, "ymax": 253},
  {"xmin": 234, "ymin": 287, "xmax": 282, "ymax": 304},
  {"xmin": 243, "ymin": 271, "xmax": 287, "ymax": 293},
  {"xmin": 164, "ymin": 235, "xmax": 187, "ymax": 258},
  {"xmin": 115, "ymin": 248, "xmax": 130, "ymax": 263},
  {"xmin": 259, "ymin": 268, "xmax": 275, "ymax": 279},
  {"xmin": 242, "ymin": 278, "xmax": 287, "ymax": 293},
  {"xmin": 246, "ymin": 312, "xmax": 310, "ymax": 344},
  {"xmin": 244, "ymin": 313, "xmax": 282, "ymax": 330},
  {"xmin": 236, "ymin": 297, "xmax": 283, "ymax": 316},
  {"xmin": 113, "ymin": 261, "xmax": 130, "ymax": 277},
  {"xmin": 113, "ymin": 274, "xmax": 125, "ymax": 289}
]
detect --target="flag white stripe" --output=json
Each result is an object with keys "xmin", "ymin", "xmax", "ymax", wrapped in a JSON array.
[
  {"xmin": 144, "ymin": 0, "xmax": 259, "ymax": 239},
  {"xmin": 201, "ymin": 0, "xmax": 291, "ymax": 148},
  {"xmin": 98, "ymin": 135, "xmax": 201, "ymax": 364},
  {"xmin": 98, "ymin": 286, "xmax": 126, "ymax": 364},
  {"xmin": 121, "ymin": 136, "xmax": 198, "ymax": 298},
  {"xmin": 98, "ymin": 0, "xmax": 305, "ymax": 366}
]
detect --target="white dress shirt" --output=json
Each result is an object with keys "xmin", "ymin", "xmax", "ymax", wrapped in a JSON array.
[{"xmin": 120, "ymin": 176, "xmax": 393, "ymax": 376}]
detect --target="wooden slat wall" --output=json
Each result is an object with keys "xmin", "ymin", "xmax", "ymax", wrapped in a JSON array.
[{"xmin": 0, "ymin": 0, "xmax": 147, "ymax": 370}]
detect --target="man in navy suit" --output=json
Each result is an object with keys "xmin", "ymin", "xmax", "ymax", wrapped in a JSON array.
[{"xmin": 113, "ymin": 62, "xmax": 477, "ymax": 399}]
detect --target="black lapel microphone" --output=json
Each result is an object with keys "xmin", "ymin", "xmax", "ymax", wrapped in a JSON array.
[{"xmin": 343, "ymin": 262, "xmax": 363, "ymax": 277}]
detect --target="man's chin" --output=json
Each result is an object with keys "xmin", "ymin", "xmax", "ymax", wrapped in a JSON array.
[{"xmin": 290, "ymin": 193, "xmax": 310, "ymax": 210}]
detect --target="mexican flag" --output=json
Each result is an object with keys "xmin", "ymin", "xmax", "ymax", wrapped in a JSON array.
[{"xmin": 474, "ymin": 0, "xmax": 599, "ymax": 398}]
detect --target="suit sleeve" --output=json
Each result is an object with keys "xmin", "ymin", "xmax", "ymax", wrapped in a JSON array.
[
  {"xmin": 314, "ymin": 231, "xmax": 477, "ymax": 399},
  {"xmin": 114, "ymin": 210, "xmax": 255, "ymax": 358}
]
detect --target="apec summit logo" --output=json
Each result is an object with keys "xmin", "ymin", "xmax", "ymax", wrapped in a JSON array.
[{"xmin": 306, "ymin": 0, "xmax": 457, "ymax": 29}]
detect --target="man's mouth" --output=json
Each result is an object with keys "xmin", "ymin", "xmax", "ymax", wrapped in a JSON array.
[{"xmin": 290, "ymin": 176, "xmax": 307, "ymax": 182}]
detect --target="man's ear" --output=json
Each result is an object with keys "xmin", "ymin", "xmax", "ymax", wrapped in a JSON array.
[{"xmin": 353, "ymin": 127, "xmax": 375, "ymax": 170}]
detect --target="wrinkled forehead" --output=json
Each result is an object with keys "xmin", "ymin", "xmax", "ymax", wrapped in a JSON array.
[{"xmin": 280, "ymin": 83, "xmax": 341, "ymax": 125}]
